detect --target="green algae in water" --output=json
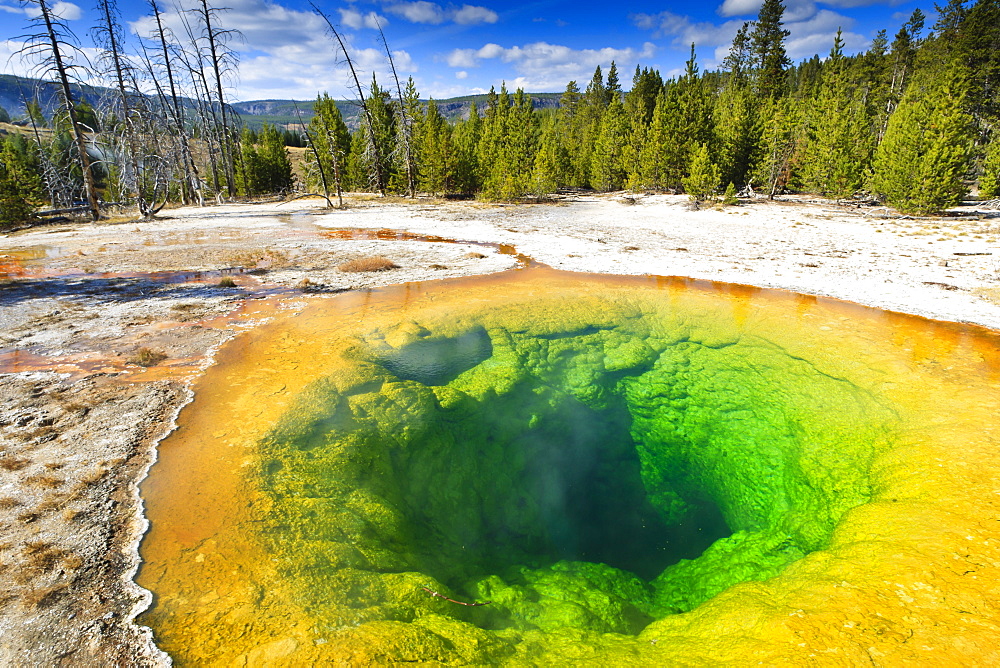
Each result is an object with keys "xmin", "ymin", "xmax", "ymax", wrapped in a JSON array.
[{"xmin": 257, "ymin": 295, "xmax": 896, "ymax": 644}]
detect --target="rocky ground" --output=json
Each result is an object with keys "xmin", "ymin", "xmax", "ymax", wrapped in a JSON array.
[{"xmin": 1, "ymin": 192, "xmax": 999, "ymax": 665}]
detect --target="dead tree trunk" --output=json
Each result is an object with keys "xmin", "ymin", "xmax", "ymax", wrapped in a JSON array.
[{"xmin": 27, "ymin": 0, "xmax": 101, "ymax": 220}]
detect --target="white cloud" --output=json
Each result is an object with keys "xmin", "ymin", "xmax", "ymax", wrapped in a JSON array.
[
  {"xmin": 445, "ymin": 40, "xmax": 657, "ymax": 91},
  {"xmin": 49, "ymin": 1, "xmax": 81, "ymax": 20},
  {"xmin": 130, "ymin": 0, "xmax": 331, "ymax": 54},
  {"xmin": 386, "ymin": 2, "xmax": 497, "ymax": 26},
  {"xmin": 127, "ymin": 0, "xmax": 421, "ymax": 100},
  {"xmin": 785, "ymin": 9, "xmax": 867, "ymax": 57},
  {"xmin": 452, "ymin": 5, "xmax": 498, "ymax": 25},
  {"xmin": 2, "ymin": 0, "xmax": 82, "ymax": 20},
  {"xmin": 718, "ymin": 0, "xmax": 817, "ymax": 22},
  {"xmin": 387, "ymin": 1, "xmax": 446, "ymax": 24},
  {"xmin": 455, "ymin": 70, "xmax": 467, "ymax": 79},
  {"xmin": 338, "ymin": 9, "xmax": 388, "ymax": 30},
  {"xmin": 633, "ymin": 7, "xmax": 867, "ymax": 67}
]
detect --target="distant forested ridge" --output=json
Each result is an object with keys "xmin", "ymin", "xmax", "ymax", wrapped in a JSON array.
[{"xmin": 2, "ymin": 0, "xmax": 999, "ymax": 227}]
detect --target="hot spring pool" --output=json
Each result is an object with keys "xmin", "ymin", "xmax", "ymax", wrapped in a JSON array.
[{"xmin": 136, "ymin": 269, "xmax": 1000, "ymax": 664}]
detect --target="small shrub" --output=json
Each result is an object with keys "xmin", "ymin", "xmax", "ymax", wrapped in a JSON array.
[
  {"xmin": 721, "ymin": 182, "xmax": 739, "ymax": 206},
  {"xmin": 127, "ymin": 347, "xmax": 167, "ymax": 367},
  {"xmin": 429, "ymin": 264, "xmax": 448, "ymax": 270},
  {"xmin": 338, "ymin": 256, "xmax": 399, "ymax": 272},
  {"xmin": 218, "ymin": 276, "xmax": 237, "ymax": 288},
  {"xmin": 465, "ymin": 252, "xmax": 487, "ymax": 259}
]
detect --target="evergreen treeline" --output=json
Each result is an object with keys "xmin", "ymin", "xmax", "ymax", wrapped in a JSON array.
[
  {"xmin": 3, "ymin": 0, "xmax": 1000, "ymax": 230},
  {"xmin": 299, "ymin": 0, "xmax": 1000, "ymax": 214}
]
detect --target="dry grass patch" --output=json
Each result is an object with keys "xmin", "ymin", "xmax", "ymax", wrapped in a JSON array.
[
  {"xmin": 338, "ymin": 256, "xmax": 400, "ymax": 272},
  {"xmin": 20, "ymin": 541, "xmax": 67, "ymax": 581},
  {"xmin": 24, "ymin": 475, "xmax": 63, "ymax": 489},
  {"xmin": 429, "ymin": 264, "xmax": 448, "ymax": 270},
  {"xmin": 465, "ymin": 252, "xmax": 487, "ymax": 259},
  {"xmin": 0, "ymin": 457, "xmax": 30, "ymax": 471},
  {"xmin": 23, "ymin": 583, "xmax": 69, "ymax": 609},
  {"xmin": 0, "ymin": 497, "xmax": 20, "ymax": 510},
  {"xmin": 225, "ymin": 248, "xmax": 290, "ymax": 270},
  {"xmin": 127, "ymin": 347, "xmax": 167, "ymax": 367}
]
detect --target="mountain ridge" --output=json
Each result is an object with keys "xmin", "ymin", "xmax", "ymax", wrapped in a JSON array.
[{"xmin": 0, "ymin": 74, "xmax": 561, "ymax": 130}]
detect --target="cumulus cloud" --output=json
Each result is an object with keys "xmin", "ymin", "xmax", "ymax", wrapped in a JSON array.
[
  {"xmin": 455, "ymin": 70, "xmax": 467, "ymax": 79},
  {"xmin": 633, "ymin": 6, "xmax": 867, "ymax": 67},
  {"xmin": 386, "ymin": 2, "xmax": 497, "ymax": 26},
  {"xmin": 452, "ymin": 5, "xmax": 498, "ymax": 25},
  {"xmin": 718, "ymin": 0, "xmax": 817, "ymax": 22},
  {"xmin": 338, "ymin": 8, "xmax": 388, "ymax": 30},
  {"xmin": 387, "ymin": 1, "xmax": 445, "ymax": 24},
  {"xmin": 130, "ymin": 0, "xmax": 331, "ymax": 54},
  {"xmin": 127, "ymin": 0, "xmax": 419, "ymax": 99},
  {"xmin": 232, "ymin": 45, "xmax": 416, "ymax": 99},
  {"xmin": 1, "ymin": 1, "xmax": 82, "ymax": 20},
  {"xmin": 445, "ymin": 40, "xmax": 657, "ymax": 91}
]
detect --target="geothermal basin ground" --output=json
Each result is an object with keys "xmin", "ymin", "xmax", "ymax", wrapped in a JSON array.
[{"xmin": 1, "ymin": 193, "xmax": 1000, "ymax": 664}]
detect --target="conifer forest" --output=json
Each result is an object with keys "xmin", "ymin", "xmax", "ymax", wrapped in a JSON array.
[{"xmin": 2, "ymin": 0, "xmax": 1000, "ymax": 230}]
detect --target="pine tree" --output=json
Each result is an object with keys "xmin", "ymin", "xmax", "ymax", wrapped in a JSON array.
[
  {"xmin": 955, "ymin": 0, "xmax": 1000, "ymax": 126},
  {"xmin": 418, "ymin": 98, "xmax": 457, "ymax": 195},
  {"xmin": 309, "ymin": 93, "xmax": 351, "ymax": 202},
  {"xmin": 0, "ymin": 137, "xmax": 36, "ymax": 229},
  {"xmin": 345, "ymin": 130, "xmax": 368, "ymax": 190},
  {"xmin": 754, "ymin": 96, "xmax": 800, "ymax": 197},
  {"xmin": 26, "ymin": 99, "xmax": 46, "ymax": 127},
  {"xmin": 626, "ymin": 66, "xmax": 663, "ymax": 126},
  {"xmin": 750, "ymin": 0, "xmax": 792, "ymax": 99},
  {"xmin": 682, "ymin": 143, "xmax": 721, "ymax": 201},
  {"xmin": 723, "ymin": 23, "xmax": 753, "ymax": 86},
  {"xmin": 714, "ymin": 83, "xmax": 759, "ymax": 189},
  {"xmin": 452, "ymin": 102, "xmax": 482, "ymax": 193},
  {"xmin": 606, "ymin": 61, "xmax": 622, "ymax": 105},
  {"xmin": 0, "ymin": 134, "xmax": 45, "ymax": 203},
  {"xmin": 394, "ymin": 77, "xmax": 421, "ymax": 195},
  {"xmin": 531, "ymin": 114, "xmax": 566, "ymax": 197},
  {"xmin": 0, "ymin": 162, "xmax": 34, "ymax": 230},
  {"xmin": 359, "ymin": 75, "xmax": 398, "ymax": 193},
  {"xmin": 633, "ymin": 90, "xmax": 675, "ymax": 190},
  {"xmin": 236, "ymin": 127, "xmax": 263, "ymax": 196},
  {"xmin": 558, "ymin": 80, "xmax": 588, "ymax": 186},
  {"xmin": 870, "ymin": 68, "xmax": 974, "ymax": 213},
  {"xmin": 801, "ymin": 30, "xmax": 873, "ymax": 198},
  {"xmin": 978, "ymin": 134, "xmax": 1000, "ymax": 197},
  {"xmin": 882, "ymin": 9, "xmax": 926, "ymax": 140},
  {"xmin": 258, "ymin": 124, "xmax": 293, "ymax": 193},
  {"xmin": 479, "ymin": 85, "xmax": 536, "ymax": 199},
  {"xmin": 591, "ymin": 94, "xmax": 629, "ymax": 191}
]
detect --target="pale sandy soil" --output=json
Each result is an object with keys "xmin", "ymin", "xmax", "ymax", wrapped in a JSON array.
[{"xmin": 1, "ymin": 192, "xmax": 999, "ymax": 665}]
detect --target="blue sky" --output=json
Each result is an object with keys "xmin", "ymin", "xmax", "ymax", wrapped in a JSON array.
[{"xmin": 2, "ymin": 0, "xmax": 931, "ymax": 101}]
